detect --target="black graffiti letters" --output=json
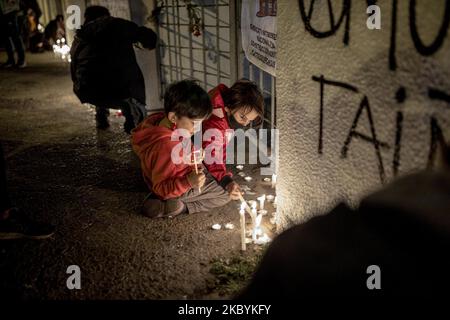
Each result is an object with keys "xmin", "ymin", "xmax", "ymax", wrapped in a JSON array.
[
  {"xmin": 299, "ymin": 0, "xmax": 450, "ymax": 70},
  {"xmin": 409, "ymin": 0, "xmax": 450, "ymax": 56},
  {"xmin": 313, "ymin": 75, "xmax": 450, "ymax": 183},
  {"xmin": 312, "ymin": 75, "xmax": 358, "ymax": 155},
  {"xmin": 298, "ymin": 0, "xmax": 351, "ymax": 45},
  {"xmin": 341, "ymin": 96, "xmax": 388, "ymax": 184}
]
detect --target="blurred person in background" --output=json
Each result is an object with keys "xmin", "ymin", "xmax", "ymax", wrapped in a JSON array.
[{"xmin": 70, "ymin": 6, "xmax": 158, "ymax": 133}]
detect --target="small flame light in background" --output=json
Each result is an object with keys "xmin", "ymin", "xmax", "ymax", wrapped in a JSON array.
[{"xmin": 52, "ymin": 38, "xmax": 71, "ymax": 63}]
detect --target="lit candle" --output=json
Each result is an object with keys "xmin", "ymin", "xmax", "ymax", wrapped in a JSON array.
[
  {"xmin": 238, "ymin": 194, "xmax": 254, "ymax": 218},
  {"xmin": 271, "ymin": 174, "xmax": 277, "ymax": 188},
  {"xmin": 258, "ymin": 194, "xmax": 266, "ymax": 210},
  {"xmin": 251, "ymin": 207, "xmax": 259, "ymax": 242},
  {"xmin": 240, "ymin": 203, "xmax": 246, "ymax": 251},
  {"xmin": 225, "ymin": 223, "xmax": 234, "ymax": 230},
  {"xmin": 256, "ymin": 213, "xmax": 262, "ymax": 228},
  {"xmin": 193, "ymin": 149, "xmax": 202, "ymax": 193},
  {"xmin": 61, "ymin": 37, "xmax": 66, "ymax": 44},
  {"xmin": 255, "ymin": 233, "xmax": 271, "ymax": 245}
]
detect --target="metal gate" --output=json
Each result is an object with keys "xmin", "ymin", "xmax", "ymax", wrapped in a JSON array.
[{"xmin": 156, "ymin": 0, "xmax": 276, "ymax": 128}]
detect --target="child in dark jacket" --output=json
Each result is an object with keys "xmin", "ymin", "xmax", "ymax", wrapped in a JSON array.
[
  {"xmin": 202, "ymin": 80, "xmax": 264, "ymax": 200},
  {"xmin": 131, "ymin": 80, "xmax": 230, "ymax": 218}
]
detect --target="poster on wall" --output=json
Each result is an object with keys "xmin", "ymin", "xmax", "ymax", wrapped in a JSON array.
[{"xmin": 241, "ymin": 0, "xmax": 277, "ymax": 76}]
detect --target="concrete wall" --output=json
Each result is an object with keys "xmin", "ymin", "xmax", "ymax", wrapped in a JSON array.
[
  {"xmin": 37, "ymin": 0, "xmax": 64, "ymax": 25},
  {"xmin": 62, "ymin": 0, "xmax": 86, "ymax": 46},
  {"xmin": 129, "ymin": 0, "xmax": 162, "ymax": 110},
  {"xmin": 276, "ymin": 0, "xmax": 450, "ymax": 228}
]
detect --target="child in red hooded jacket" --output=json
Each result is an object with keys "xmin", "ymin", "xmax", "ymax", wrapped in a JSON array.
[
  {"xmin": 202, "ymin": 80, "xmax": 264, "ymax": 200},
  {"xmin": 132, "ymin": 80, "xmax": 230, "ymax": 218}
]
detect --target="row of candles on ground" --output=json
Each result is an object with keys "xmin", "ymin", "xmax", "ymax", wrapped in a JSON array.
[
  {"xmin": 236, "ymin": 165, "xmax": 277, "ymax": 189},
  {"xmin": 238, "ymin": 193, "xmax": 277, "ymax": 250},
  {"xmin": 52, "ymin": 38, "xmax": 71, "ymax": 62},
  {"xmin": 211, "ymin": 163, "xmax": 278, "ymax": 250}
]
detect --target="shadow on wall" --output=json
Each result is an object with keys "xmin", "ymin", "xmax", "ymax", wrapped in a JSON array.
[{"xmin": 239, "ymin": 155, "xmax": 450, "ymax": 297}]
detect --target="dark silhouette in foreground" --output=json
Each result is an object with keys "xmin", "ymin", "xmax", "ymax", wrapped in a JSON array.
[
  {"xmin": 239, "ymin": 148, "xmax": 450, "ymax": 297},
  {"xmin": 0, "ymin": 144, "xmax": 54, "ymax": 240}
]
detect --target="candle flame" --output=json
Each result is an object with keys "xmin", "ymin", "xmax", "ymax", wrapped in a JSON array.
[{"xmin": 256, "ymin": 213, "xmax": 262, "ymax": 227}]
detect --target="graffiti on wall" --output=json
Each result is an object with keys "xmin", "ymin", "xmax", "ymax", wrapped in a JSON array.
[
  {"xmin": 297, "ymin": 1, "xmax": 450, "ymax": 183},
  {"xmin": 313, "ymin": 75, "xmax": 450, "ymax": 183},
  {"xmin": 298, "ymin": 0, "xmax": 450, "ymax": 70}
]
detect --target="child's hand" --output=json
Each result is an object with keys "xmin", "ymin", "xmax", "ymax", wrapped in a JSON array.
[
  {"xmin": 226, "ymin": 182, "xmax": 242, "ymax": 200},
  {"xmin": 190, "ymin": 149, "xmax": 205, "ymax": 165},
  {"xmin": 187, "ymin": 169, "xmax": 206, "ymax": 188}
]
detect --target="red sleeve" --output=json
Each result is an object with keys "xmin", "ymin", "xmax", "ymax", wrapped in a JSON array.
[
  {"xmin": 150, "ymin": 141, "xmax": 193, "ymax": 200},
  {"xmin": 202, "ymin": 117, "xmax": 233, "ymax": 188}
]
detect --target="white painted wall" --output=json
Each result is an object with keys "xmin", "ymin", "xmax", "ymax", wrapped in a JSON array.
[
  {"xmin": 129, "ymin": 0, "xmax": 162, "ymax": 110},
  {"xmin": 276, "ymin": 0, "xmax": 450, "ymax": 228},
  {"xmin": 37, "ymin": 0, "xmax": 65, "ymax": 26},
  {"xmin": 62, "ymin": 0, "xmax": 86, "ymax": 46}
]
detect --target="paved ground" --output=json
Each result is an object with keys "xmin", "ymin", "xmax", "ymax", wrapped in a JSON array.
[{"xmin": 0, "ymin": 52, "xmax": 275, "ymax": 300}]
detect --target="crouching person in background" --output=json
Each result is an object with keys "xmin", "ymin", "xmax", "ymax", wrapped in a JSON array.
[
  {"xmin": 70, "ymin": 5, "xmax": 157, "ymax": 133},
  {"xmin": 131, "ymin": 80, "xmax": 231, "ymax": 218}
]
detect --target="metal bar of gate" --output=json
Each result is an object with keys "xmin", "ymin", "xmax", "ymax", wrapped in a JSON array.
[
  {"xmin": 200, "ymin": 3, "xmax": 207, "ymax": 88},
  {"xmin": 188, "ymin": 2, "xmax": 194, "ymax": 78},
  {"xmin": 229, "ymin": 0, "xmax": 238, "ymax": 83},
  {"xmin": 172, "ymin": 0, "xmax": 179, "ymax": 81},
  {"xmin": 176, "ymin": 0, "xmax": 183, "ymax": 80},
  {"xmin": 271, "ymin": 77, "xmax": 276, "ymax": 128},
  {"xmin": 166, "ymin": 2, "xmax": 174, "ymax": 84},
  {"xmin": 216, "ymin": 0, "xmax": 221, "ymax": 85}
]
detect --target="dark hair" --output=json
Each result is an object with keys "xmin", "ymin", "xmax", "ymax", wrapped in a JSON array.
[
  {"xmin": 84, "ymin": 6, "xmax": 110, "ymax": 24},
  {"xmin": 221, "ymin": 79, "xmax": 264, "ymax": 122},
  {"xmin": 164, "ymin": 80, "xmax": 212, "ymax": 119},
  {"xmin": 56, "ymin": 14, "xmax": 64, "ymax": 22}
]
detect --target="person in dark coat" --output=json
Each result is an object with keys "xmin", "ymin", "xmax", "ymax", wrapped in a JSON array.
[
  {"xmin": 70, "ymin": 6, "xmax": 158, "ymax": 133},
  {"xmin": 238, "ymin": 145, "xmax": 450, "ymax": 298}
]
